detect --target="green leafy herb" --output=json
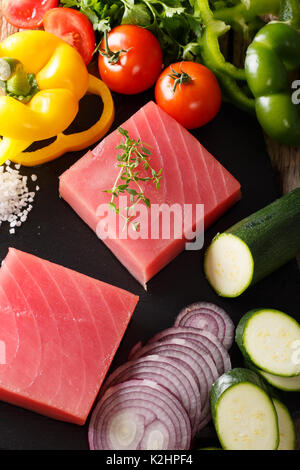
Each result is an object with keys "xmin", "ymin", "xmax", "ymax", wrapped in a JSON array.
[
  {"xmin": 60, "ymin": 0, "xmax": 125, "ymax": 32},
  {"xmin": 104, "ymin": 127, "xmax": 162, "ymax": 229},
  {"xmin": 60, "ymin": 0, "xmax": 205, "ymax": 62}
]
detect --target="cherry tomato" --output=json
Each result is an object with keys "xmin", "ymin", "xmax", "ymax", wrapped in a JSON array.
[
  {"xmin": 43, "ymin": 8, "xmax": 96, "ymax": 65},
  {"xmin": 98, "ymin": 25, "xmax": 163, "ymax": 95},
  {"xmin": 155, "ymin": 61, "xmax": 222, "ymax": 129},
  {"xmin": 2, "ymin": 0, "xmax": 59, "ymax": 29}
]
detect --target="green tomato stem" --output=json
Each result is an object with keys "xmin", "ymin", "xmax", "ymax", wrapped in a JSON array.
[
  {"xmin": 100, "ymin": 30, "xmax": 131, "ymax": 65},
  {"xmin": 168, "ymin": 67, "xmax": 192, "ymax": 93}
]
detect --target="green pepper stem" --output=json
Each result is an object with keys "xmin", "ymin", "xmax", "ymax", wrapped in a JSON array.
[
  {"xmin": 0, "ymin": 58, "xmax": 32, "ymax": 96},
  {"xmin": 214, "ymin": 0, "xmax": 281, "ymax": 36},
  {"xmin": 241, "ymin": 0, "xmax": 282, "ymax": 16},
  {"xmin": 0, "ymin": 57, "xmax": 39, "ymax": 103},
  {"xmin": 0, "ymin": 58, "xmax": 15, "ymax": 81},
  {"xmin": 279, "ymin": 0, "xmax": 300, "ymax": 29}
]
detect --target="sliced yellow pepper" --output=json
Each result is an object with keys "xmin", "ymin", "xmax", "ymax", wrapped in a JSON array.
[
  {"xmin": 5, "ymin": 75, "xmax": 115, "ymax": 167},
  {"xmin": 0, "ymin": 89, "xmax": 79, "ymax": 141},
  {"xmin": 0, "ymin": 30, "xmax": 114, "ymax": 166}
]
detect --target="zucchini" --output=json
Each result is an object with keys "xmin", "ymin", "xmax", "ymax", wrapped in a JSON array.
[
  {"xmin": 257, "ymin": 371, "xmax": 300, "ymax": 392},
  {"xmin": 204, "ymin": 188, "xmax": 300, "ymax": 297},
  {"xmin": 236, "ymin": 309, "xmax": 300, "ymax": 377},
  {"xmin": 245, "ymin": 359, "xmax": 300, "ymax": 392},
  {"xmin": 273, "ymin": 398, "xmax": 296, "ymax": 450},
  {"xmin": 210, "ymin": 368, "xmax": 279, "ymax": 450}
]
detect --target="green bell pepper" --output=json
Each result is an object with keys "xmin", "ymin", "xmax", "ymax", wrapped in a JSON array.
[
  {"xmin": 195, "ymin": 0, "xmax": 293, "ymax": 114},
  {"xmin": 245, "ymin": 21, "xmax": 300, "ymax": 146},
  {"xmin": 196, "ymin": 0, "xmax": 245, "ymax": 81},
  {"xmin": 196, "ymin": 0, "xmax": 256, "ymax": 113},
  {"xmin": 213, "ymin": 0, "xmax": 282, "ymax": 36}
]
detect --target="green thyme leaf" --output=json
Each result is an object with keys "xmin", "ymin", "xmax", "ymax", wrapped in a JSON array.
[{"xmin": 104, "ymin": 127, "xmax": 162, "ymax": 229}]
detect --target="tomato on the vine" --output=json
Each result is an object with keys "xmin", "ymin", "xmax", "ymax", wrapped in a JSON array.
[
  {"xmin": 98, "ymin": 25, "xmax": 163, "ymax": 95},
  {"xmin": 43, "ymin": 8, "xmax": 96, "ymax": 65},
  {"xmin": 155, "ymin": 62, "xmax": 222, "ymax": 129},
  {"xmin": 2, "ymin": 0, "xmax": 59, "ymax": 29}
]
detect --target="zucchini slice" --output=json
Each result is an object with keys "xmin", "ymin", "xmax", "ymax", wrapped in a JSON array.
[
  {"xmin": 236, "ymin": 309, "xmax": 300, "ymax": 377},
  {"xmin": 204, "ymin": 233, "xmax": 254, "ymax": 297},
  {"xmin": 204, "ymin": 188, "xmax": 300, "ymax": 297},
  {"xmin": 273, "ymin": 398, "xmax": 296, "ymax": 450},
  {"xmin": 210, "ymin": 368, "xmax": 279, "ymax": 450},
  {"xmin": 246, "ymin": 359, "xmax": 300, "ymax": 392},
  {"xmin": 259, "ymin": 371, "xmax": 300, "ymax": 392}
]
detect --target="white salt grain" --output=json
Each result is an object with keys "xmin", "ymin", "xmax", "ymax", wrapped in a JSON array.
[{"xmin": 0, "ymin": 161, "xmax": 38, "ymax": 234}]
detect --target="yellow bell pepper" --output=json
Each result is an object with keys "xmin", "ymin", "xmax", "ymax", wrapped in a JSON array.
[{"xmin": 0, "ymin": 30, "xmax": 114, "ymax": 166}]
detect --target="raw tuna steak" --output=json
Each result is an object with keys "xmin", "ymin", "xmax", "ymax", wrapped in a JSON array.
[
  {"xmin": 59, "ymin": 101, "xmax": 241, "ymax": 287},
  {"xmin": 0, "ymin": 248, "xmax": 139, "ymax": 425}
]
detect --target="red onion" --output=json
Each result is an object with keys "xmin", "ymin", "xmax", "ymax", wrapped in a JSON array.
[
  {"xmin": 89, "ymin": 301, "xmax": 235, "ymax": 448},
  {"xmin": 131, "ymin": 339, "xmax": 219, "ymax": 429},
  {"xmin": 99, "ymin": 354, "xmax": 201, "ymax": 436},
  {"xmin": 128, "ymin": 341, "xmax": 142, "ymax": 360},
  {"xmin": 174, "ymin": 302, "xmax": 235, "ymax": 350},
  {"xmin": 149, "ymin": 327, "xmax": 231, "ymax": 375},
  {"xmin": 88, "ymin": 379, "xmax": 191, "ymax": 450}
]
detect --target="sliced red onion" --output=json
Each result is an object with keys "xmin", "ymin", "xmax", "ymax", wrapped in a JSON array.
[
  {"xmin": 128, "ymin": 341, "xmax": 142, "ymax": 360},
  {"xmin": 89, "ymin": 379, "xmax": 191, "ymax": 450},
  {"xmin": 91, "ymin": 302, "xmax": 235, "ymax": 442},
  {"xmin": 155, "ymin": 352, "xmax": 209, "ymax": 431},
  {"xmin": 131, "ymin": 339, "xmax": 219, "ymax": 429},
  {"xmin": 90, "ymin": 397, "xmax": 174, "ymax": 450},
  {"xmin": 174, "ymin": 302, "xmax": 235, "ymax": 350},
  {"xmin": 149, "ymin": 327, "xmax": 231, "ymax": 375},
  {"xmin": 145, "ymin": 327, "xmax": 231, "ymax": 430},
  {"xmin": 99, "ymin": 355, "xmax": 201, "ymax": 436}
]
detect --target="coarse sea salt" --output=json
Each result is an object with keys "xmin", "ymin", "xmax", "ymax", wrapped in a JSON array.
[{"xmin": 0, "ymin": 162, "xmax": 37, "ymax": 234}]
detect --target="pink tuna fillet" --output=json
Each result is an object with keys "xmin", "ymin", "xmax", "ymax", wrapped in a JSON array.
[
  {"xmin": 59, "ymin": 101, "xmax": 241, "ymax": 287},
  {"xmin": 0, "ymin": 248, "xmax": 138, "ymax": 425}
]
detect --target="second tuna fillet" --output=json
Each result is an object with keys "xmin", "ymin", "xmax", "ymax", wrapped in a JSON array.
[
  {"xmin": 0, "ymin": 248, "xmax": 138, "ymax": 424},
  {"xmin": 59, "ymin": 101, "xmax": 241, "ymax": 287}
]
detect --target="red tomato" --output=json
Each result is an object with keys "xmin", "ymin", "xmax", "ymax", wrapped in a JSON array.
[
  {"xmin": 155, "ymin": 62, "xmax": 222, "ymax": 129},
  {"xmin": 43, "ymin": 8, "xmax": 96, "ymax": 65},
  {"xmin": 2, "ymin": 0, "xmax": 59, "ymax": 29},
  {"xmin": 98, "ymin": 25, "xmax": 163, "ymax": 95}
]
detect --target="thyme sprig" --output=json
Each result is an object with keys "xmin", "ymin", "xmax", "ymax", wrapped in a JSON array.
[{"xmin": 104, "ymin": 127, "xmax": 162, "ymax": 230}]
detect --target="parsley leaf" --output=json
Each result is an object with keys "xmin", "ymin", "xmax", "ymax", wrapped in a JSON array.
[{"xmin": 60, "ymin": 0, "xmax": 204, "ymax": 62}]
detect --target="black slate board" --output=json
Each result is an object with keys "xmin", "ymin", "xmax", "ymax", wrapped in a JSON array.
[{"xmin": 0, "ymin": 89, "xmax": 299, "ymax": 450}]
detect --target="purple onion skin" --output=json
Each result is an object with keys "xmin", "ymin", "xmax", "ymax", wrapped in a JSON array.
[
  {"xmin": 89, "ymin": 380, "xmax": 191, "ymax": 450},
  {"xmin": 174, "ymin": 302, "xmax": 235, "ymax": 350},
  {"xmin": 99, "ymin": 355, "xmax": 201, "ymax": 436}
]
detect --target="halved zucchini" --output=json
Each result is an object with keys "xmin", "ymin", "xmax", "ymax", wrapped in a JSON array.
[
  {"xmin": 204, "ymin": 233, "xmax": 254, "ymax": 297},
  {"xmin": 236, "ymin": 309, "xmax": 300, "ymax": 377},
  {"xmin": 204, "ymin": 188, "xmax": 300, "ymax": 298},
  {"xmin": 210, "ymin": 368, "xmax": 279, "ymax": 450}
]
